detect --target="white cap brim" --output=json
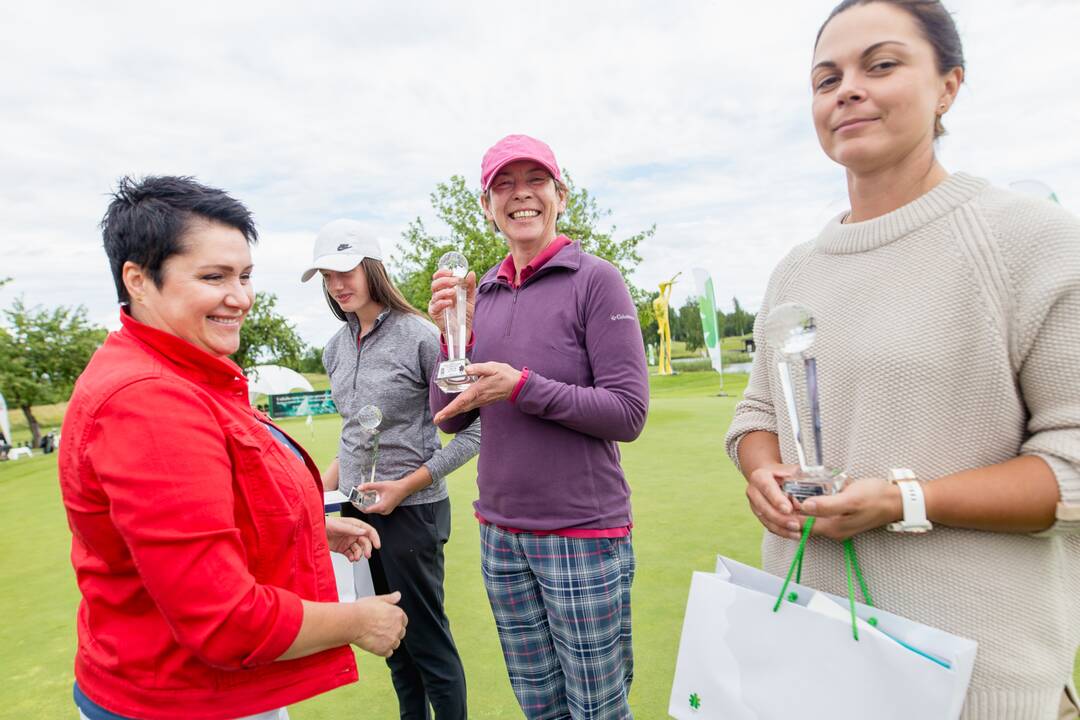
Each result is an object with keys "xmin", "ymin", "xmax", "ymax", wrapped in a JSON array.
[{"xmin": 300, "ymin": 253, "xmax": 367, "ymax": 282}]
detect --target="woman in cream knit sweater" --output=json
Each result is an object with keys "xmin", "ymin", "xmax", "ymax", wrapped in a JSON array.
[{"xmin": 725, "ymin": 1, "xmax": 1080, "ymax": 718}]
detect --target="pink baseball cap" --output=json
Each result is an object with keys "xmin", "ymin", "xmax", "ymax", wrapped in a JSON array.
[{"xmin": 480, "ymin": 134, "xmax": 562, "ymax": 192}]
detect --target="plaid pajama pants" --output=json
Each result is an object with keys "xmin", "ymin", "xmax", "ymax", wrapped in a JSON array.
[{"xmin": 480, "ymin": 523, "xmax": 635, "ymax": 720}]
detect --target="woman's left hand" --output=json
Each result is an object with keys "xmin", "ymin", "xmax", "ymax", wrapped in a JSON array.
[
  {"xmin": 357, "ymin": 480, "xmax": 411, "ymax": 516},
  {"xmin": 326, "ymin": 516, "xmax": 381, "ymax": 561},
  {"xmin": 433, "ymin": 362, "xmax": 522, "ymax": 424},
  {"xmin": 799, "ymin": 477, "xmax": 902, "ymax": 541}
]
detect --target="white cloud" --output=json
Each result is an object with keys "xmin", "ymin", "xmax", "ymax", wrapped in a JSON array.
[{"xmin": 2, "ymin": 0, "xmax": 1077, "ymax": 345}]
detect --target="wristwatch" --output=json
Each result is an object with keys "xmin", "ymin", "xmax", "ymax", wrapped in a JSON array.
[{"xmin": 885, "ymin": 468, "xmax": 933, "ymax": 533}]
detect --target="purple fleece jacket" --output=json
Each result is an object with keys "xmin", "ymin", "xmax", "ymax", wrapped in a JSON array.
[{"xmin": 430, "ymin": 240, "xmax": 649, "ymax": 530}]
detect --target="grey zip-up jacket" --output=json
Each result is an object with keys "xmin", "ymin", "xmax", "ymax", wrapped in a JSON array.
[{"xmin": 324, "ymin": 309, "xmax": 480, "ymax": 504}]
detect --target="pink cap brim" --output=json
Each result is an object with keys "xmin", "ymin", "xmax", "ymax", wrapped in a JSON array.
[
  {"xmin": 482, "ymin": 156, "xmax": 561, "ymax": 192},
  {"xmin": 480, "ymin": 134, "xmax": 562, "ymax": 191}
]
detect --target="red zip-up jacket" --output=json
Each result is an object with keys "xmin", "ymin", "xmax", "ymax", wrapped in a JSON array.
[{"xmin": 59, "ymin": 311, "xmax": 357, "ymax": 720}]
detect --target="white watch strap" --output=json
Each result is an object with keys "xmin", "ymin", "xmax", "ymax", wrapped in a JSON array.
[{"xmin": 887, "ymin": 479, "xmax": 932, "ymax": 533}]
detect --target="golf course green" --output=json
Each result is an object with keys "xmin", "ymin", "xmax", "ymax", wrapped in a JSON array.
[{"xmin": 2, "ymin": 371, "xmax": 1075, "ymax": 718}]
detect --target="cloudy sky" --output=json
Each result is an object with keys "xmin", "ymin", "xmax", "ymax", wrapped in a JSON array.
[{"xmin": 2, "ymin": 0, "xmax": 1078, "ymax": 347}]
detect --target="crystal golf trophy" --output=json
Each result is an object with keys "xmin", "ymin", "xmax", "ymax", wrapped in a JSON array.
[
  {"xmin": 762, "ymin": 303, "xmax": 847, "ymax": 501},
  {"xmin": 347, "ymin": 404, "xmax": 382, "ymax": 511},
  {"xmin": 434, "ymin": 251, "xmax": 476, "ymax": 393}
]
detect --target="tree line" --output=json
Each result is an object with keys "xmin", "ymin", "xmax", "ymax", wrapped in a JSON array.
[
  {"xmin": 640, "ymin": 295, "xmax": 757, "ymax": 353},
  {"xmin": 0, "ymin": 288, "xmax": 318, "ymax": 448},
  {"xmin": 394, "ymin": 172, "xmax": 654, "ymax": 309},
  {"xmin": 393, "ymin": 171, "xmax": 759, "ymax": 353},
  {"xmin": 1, "ymin": 176, "xmax": 758, "ymax": 447}
]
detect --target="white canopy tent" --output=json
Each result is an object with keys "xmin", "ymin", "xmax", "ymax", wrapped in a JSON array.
[
  {"xmin": 0, "ymin": 390, "xmax": 10, "ymax": 445},
  {"xmin": 244, "ymin": 365, "xmax": 314, "ymax": 405}
]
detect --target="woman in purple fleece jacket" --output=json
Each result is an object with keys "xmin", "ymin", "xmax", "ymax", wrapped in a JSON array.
[{"xmin": 429, "ymin": 134, "xmax": 649, "ymax": 720}]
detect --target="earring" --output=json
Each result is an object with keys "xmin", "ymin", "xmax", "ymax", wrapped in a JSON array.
[{"xmin": 939, "ymin": 103, "xmax": 947, "ymax": 112}]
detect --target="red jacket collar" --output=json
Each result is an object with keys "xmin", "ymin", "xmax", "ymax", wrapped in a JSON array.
[{"xmin": 119, "ymin": 308, "xmax": 247, "ymax": 391}]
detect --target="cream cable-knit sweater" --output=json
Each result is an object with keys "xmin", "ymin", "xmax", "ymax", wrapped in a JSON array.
[{"xmin": 726, "ymin": 173, "xmax": 1080, "ymax": 719}]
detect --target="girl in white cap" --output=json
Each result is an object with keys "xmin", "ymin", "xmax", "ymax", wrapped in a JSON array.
[{"xmin": 303, "ymin": 220, "xmax": 480, "ymax": 720}]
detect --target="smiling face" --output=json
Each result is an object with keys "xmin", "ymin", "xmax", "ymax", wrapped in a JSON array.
[
  {"xmin": 125, "ymin": 219, "xmax": 254, "ymax": 358},
  {"xmin": 481, "ymin": 160, "xmax": 567, "ymax": 247},
  {"xmin": 320, "ymin": 263, "xmax": 374, "ymax": 315},
  {"xmin": 811, "ymin": 2, "xmax": 961, "ymax": 174}
]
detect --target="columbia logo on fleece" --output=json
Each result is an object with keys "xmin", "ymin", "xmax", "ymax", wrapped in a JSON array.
[{"xmin": 610, "ymin": 314, "xmax": 635, "ymax": 321}]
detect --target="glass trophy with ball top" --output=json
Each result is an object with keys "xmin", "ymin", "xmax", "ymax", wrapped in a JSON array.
[
  {"xmin": 434, "ymin": 251, "xmax": 477, "ymax": 393},
  {"xmin": 762, "ymin": 303, "xmax": 847, "ymax": 501},
  {"xmin": 347, "ymin": 404, "xmax": 383, "ymax": 511}
]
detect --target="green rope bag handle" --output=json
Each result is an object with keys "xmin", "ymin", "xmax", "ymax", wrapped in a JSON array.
[{"xmin": 772, "ymin": 518, "xmax": 874, "ymax": 640}]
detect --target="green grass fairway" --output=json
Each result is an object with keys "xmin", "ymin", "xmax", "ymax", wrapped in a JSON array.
[{"xmin": 2, "ymin": 372, "xmax": 1076, "ymax": 718}]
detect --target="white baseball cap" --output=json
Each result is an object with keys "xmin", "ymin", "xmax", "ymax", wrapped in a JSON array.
[{"xmin": 301, "ymin": 219, "xmax": 383, "ymax": 282}]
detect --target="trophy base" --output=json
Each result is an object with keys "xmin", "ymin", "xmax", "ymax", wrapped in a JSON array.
[
  {"xmin": 783, "ymin": 466, "xmax": 847, "ymax": 502},
  {"xmin": 435, "ymin": 358, "xmax": 476, "ymax": 394},
  {"xmin": 348, "ymin": 485, "xmax": 380, "ymax": 511}
]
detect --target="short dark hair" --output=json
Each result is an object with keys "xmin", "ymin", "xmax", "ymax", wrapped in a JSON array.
[
  {"xmin": 100, "ymin": 175, "xmax": 258, "ymax": 304},
  {"xmin": 816, "ymin": 0, "xmax": 965, "ymax": 138}
]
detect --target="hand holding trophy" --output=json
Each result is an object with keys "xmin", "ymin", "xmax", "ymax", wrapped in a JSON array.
[
  {"xmin": 762, "ymin": 303, "xmax": 847, "ymax": 501},
  {"xmin": 434, "ymin": 251, "xmax": 477, "ymax": 393},
  {"xmin": 348, "ymin": 404, "xmax": 383, "ymax": 511}
]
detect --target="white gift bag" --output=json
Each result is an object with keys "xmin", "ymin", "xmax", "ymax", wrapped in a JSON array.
[
  {"xmin": 329, "ymin": 552, "xmax": 375, "ymax": 603},
  {"xmin": 323, "ymin": 491, "xmax": 376, "ymax": 603},
  {"xmin": 669, "ymin": 555, "xmax": 977, "ymax": 719}
]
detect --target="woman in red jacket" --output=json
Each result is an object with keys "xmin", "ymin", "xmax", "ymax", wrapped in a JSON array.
[{"xmin": 59, "ymin": 176, "xmax": 407, "ymax": 720}]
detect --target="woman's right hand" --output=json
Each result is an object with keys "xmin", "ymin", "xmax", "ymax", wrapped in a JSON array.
[
  {"xmin": 428, "ymin": 268, "xmax": 477, "ymax": 343},
  {"xmin": 349, "ymin": 592, "xmax": 408, "ymax": 657},
  {"xmin": 746, "ymin": 463, "xmax": 803, "ymax": 540}
]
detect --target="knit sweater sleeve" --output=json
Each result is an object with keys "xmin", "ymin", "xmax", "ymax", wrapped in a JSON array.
[
  {"xmin": 992, "ymin": 195, "xmax": 1080, "ymax": 536},
  {"xmin": 724, "ymin": 243, "xmax": 812, "ymax": 470}
]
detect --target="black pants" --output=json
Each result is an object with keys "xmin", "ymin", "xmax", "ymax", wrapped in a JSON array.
[{"xmin": 342, "ymin": 498, "xmax": 467, "ymax": 719}]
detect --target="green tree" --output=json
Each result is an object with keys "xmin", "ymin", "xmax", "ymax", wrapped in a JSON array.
[
  {"xmin": 0, "ymin": 299, "xmax": 106, "ymax": 447},
  {"xmin": 667, "ymin": 295, "xmax": 687, "ymax": 343},
  {"xmin": 395, "ymin": 173, "xmax": 655, "ymax": 312},
  {"xmin": 234, "ymin": 292, "xmax": 306, "ymax": 370},
  {"xmin": 298, "ymin": 345, "xmax": 325, "ymax": 374},
  {"xmin": 731, "ymin": 296, "xmax": 746, "ymax": 336},
  {"xmin": 721, "ymin": 296, "xmax": 756, "ymax": 338},
  {"xmin": 637, "ymin": 291, "xmax": 659, "ymax": 348},
  {"xmin": 677, "ymin": 298, "xmax": 705, "ymax": 352}
]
